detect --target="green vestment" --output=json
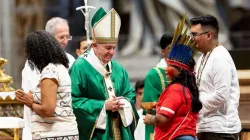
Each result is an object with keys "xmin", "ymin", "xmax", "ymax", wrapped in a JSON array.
[
  {"xmin": 142, "ymin": 65, "xmax": 169, "ymax": 140},
  {"xmin": 69, "ymin": 55, "xmax": 139, "ymax": 140}
]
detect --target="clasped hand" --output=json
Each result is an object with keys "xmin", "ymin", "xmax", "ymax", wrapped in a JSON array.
[
  {"xmin": 105, "ymin": 95, "xmax": 125, "ymax": 112},
  {"xmin": 15, "ymin": 89, "xmax": 34, "ymax": 108},
  {"xmin": 144, "ymin": 114, "xmax": 154, "ymax": 125}
]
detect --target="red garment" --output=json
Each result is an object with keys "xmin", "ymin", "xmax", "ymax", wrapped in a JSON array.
[{"xmin": 154, "ymin": 84, "xmax": 198, "ymax": 140}]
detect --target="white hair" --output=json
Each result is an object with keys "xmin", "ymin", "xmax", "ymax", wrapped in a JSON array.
[{"xmin": 45, "ymin": 17, "xmax": 68, "ymax": 35}]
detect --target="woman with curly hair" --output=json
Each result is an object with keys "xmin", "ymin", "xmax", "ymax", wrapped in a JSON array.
[{"xmin": 15, "ymin": 30, "xmax": 79, "ymax": 140}]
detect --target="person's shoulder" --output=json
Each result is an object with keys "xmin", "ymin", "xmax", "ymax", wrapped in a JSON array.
[
  {"xmin": 167, "ymin": 83, "xmax": 183, "ymax": 92},
  {"xmin": 111, "ymin": 60, "xmax": 130, "ymax": 75},
  {"xmin": 41, "ymin": 63, "xmax": 57, "ymax": 73},
  {"xmin": 73, "ymin": 57, "xmax": 88, "ymax": 66},
  {"xmin": 212, "ymin": 45, "xmax": 233, "ymax": 62},
  {"xmin": 69, "ymin": 58, "xmax": 90, "ymax": 74},
  {"xmin": 22, "ymin": 60, "xmax": 32, "ymax": 71},
  {"xmin": 111, "ymin": 60, "xmax": 125, "ymax": 69},
  {"xmin": 146, "ymin": 67, "xmax": 159, "ymax": 77},
  {"xmin": 213, "ymin": 45, "xmax": 230, "ymax": 57},
  {"xmin": 66, "ymin": 53, "xmax": 75, "ymax": 61},
  {"xmin": 162, "ymin": 84, "xmax": 184, "ymax": 98}
]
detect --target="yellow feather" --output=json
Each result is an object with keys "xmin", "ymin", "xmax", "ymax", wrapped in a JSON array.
[
  {"xmin": 170, "ymin": 22, "xmax": 180, "ymax": 49},
  {"xmin": 179, "ymin": 13, "xmax": 186, "ymax": 34},
  {"xmin": 178, "ymin": 26, "xmax": 188, "ymax": 44},
  {"xmin": 183, "ymin": 35, "xmax": 190, "ymax": 45}
]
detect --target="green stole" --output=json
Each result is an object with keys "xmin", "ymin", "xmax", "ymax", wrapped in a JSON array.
[
  {"xmin": 69, "ymin": 52, "xmax": 139, "ymax": 140},
  {"xmin": 142, "ymin": 67, "xmax": 169, "ymax": 140}
]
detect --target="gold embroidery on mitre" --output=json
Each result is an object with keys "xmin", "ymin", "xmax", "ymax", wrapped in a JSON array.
[
  {"xmin": 92, "ymin": 9, "xmax": 120, "ymax": 44},
  {"xmin": 111, "ymin": 10, "xmax": 115, "ymax": 38},
  {"xmin": 94, "ymin": 37, "xmax": 118, "ymax": 43}
]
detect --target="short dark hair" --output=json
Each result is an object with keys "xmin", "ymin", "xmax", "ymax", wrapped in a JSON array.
[
  {"xmin": 135, "ymin": 79, "xmax": 145, "ymax": 92},
  {"xmin": 190, "ymin": 15, "xmax": 219, "ymax": 35},
  {"xmin": 160, "ymin": 33, "xmax": 173, "ymax": 49},
  {"xmin": 77, "ymin": 36, "xmax": 92, "ymax": 49},
  {"xmin": 25, "ymin": 30, "xmax": 69, "ymax": 72}
]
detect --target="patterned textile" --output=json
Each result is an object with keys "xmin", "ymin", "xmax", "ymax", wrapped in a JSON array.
[
  {"xmin": 0, "ymin": 104, "xmax": 23, "ymax": 137},
  {"xmin": 31, "ymin": 63, "xmax": 78, "ymax": 139},
  {"xmin": 0, "ymin": 104, "xmax": 23, "ymax": 117},
  {"xmin": 39, "ymin": 135, "xmax": 79, "ymax": 140}
]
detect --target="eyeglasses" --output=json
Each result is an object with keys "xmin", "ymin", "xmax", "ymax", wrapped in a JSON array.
[
  {"xmin": 56, "ymin": 35, "xmax": 72, "ymax": 41},
  {"xmin": 190, "ymin": 31, "xmax": 209, "ymax": 38}
]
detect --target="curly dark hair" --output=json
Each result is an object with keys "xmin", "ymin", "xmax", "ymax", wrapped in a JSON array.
[
  {"xmin": 25, "ymin": 30, "xmax": 69, "ymax": 72},
  {"xmin": 170, "ymin": 58, "xmax": 202, "ymax": 113}
]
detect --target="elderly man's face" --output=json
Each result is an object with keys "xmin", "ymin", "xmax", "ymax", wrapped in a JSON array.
[
  {"xmin": 54, "ymin": 23, "xmax": 70, "ymax": 49},
  {"xmin": 93, "ymin": 43, "xmax": 116, "ymax": 64}
]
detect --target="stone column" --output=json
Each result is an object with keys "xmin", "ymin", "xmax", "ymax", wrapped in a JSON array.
[{"xmin": 0, "ymin": 0, "xmax": 15, "ymax": 85}]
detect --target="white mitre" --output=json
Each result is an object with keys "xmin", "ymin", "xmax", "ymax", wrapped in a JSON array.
[{"xmin": 91, "ymin": 7, "xmax": 121, "ymax": 44}]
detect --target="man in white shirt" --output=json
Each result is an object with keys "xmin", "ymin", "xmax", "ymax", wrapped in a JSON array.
[
  {"xmin": 22, "ymin": 17, "xmax": 75, "ymax": 140},
  {"xmin": 190, "ymin": 15, "xmax": 241, "ymax": 140}
]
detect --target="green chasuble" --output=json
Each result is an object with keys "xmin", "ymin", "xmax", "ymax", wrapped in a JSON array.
[
  {"xmin": 142, "ymin": 65, "xmax": 169, "ymax": 140},
  {"xmin": 69, "ymin": 55, "xmax": 139, "ymax": 140}
]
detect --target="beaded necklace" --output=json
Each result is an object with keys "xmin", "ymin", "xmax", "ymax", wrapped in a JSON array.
[{"xmin": 196, "ymin": 43, "xmax": 220, "ymax": 87}]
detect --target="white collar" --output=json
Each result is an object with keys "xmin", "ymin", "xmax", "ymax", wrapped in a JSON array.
[
  {"xmin": 156, "ymin": 58, "xmax": 167, "ymax": 69},
  {"xmin": 84, "ymin": 49, "xmax": 112, "ymax": 76}
]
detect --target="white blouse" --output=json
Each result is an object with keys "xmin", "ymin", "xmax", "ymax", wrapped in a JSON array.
[{"xmin": 31, "ymin": 63, "xmax": 78, "ymax": 139}]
